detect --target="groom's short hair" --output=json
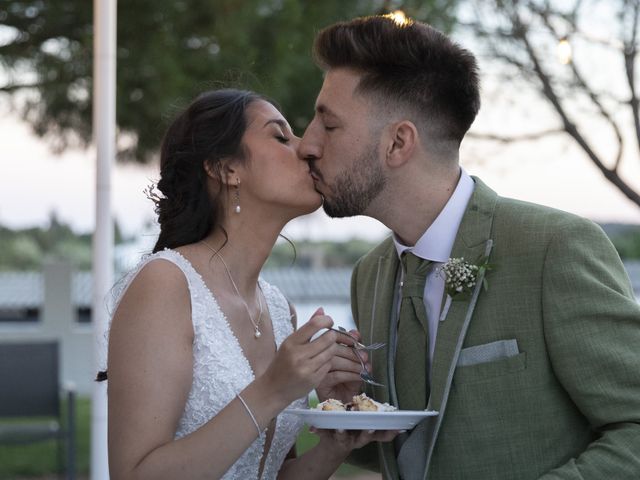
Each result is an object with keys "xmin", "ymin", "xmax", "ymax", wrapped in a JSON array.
[{"xmin": 314, "ymin": 15, "xmax": 480, "ymax": 148}]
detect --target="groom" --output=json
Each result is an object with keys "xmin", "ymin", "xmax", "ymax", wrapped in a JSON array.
[{"xmin": 300, "ymin": 14, "xmax": 640, "ymax": 480}]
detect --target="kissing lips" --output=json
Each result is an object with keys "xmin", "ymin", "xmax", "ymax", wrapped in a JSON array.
[
  {"xmin": 307, "ymin": 170, "xmax": 325, "ymax": 196},
  {"xmin": 307, "ymin": 160, "xmax": 323, "ymax": 183},
  {"xmin": 308, "ymin": 166, "xmax": 323, "ymax": 184}
]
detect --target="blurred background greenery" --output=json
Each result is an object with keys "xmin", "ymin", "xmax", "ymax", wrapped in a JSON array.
[
  {"xmin": 1, "ymin": 216, "xmax": 639, "ymax": 274},
  {"xmin": 0, "ymin": 397, "xmax": 367, "ymax": 479},
  {"xmin": 0, "ymin": 0, "xmax": 458, "ymax": 163},
  {"xmin": 1, "ymin": 0, "xmax": 639, "ymax": 208}
]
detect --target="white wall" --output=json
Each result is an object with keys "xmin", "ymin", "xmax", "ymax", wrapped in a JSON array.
[{"xmin": 0, "ymin": 260, "xmax": 95, "ymax": 395}]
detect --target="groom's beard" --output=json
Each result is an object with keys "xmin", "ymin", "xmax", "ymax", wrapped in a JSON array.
[{"xmin": 322, "ymin": 141, "xmax": 385, "ymax": 218}]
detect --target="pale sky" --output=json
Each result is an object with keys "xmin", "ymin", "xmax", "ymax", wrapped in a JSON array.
[
  {"xmin": 1, "ymin": 107, "xmax": 638, "ymax": 242},
  {"xmin": 2, "ymin": 18, "xmax": 639, "ymax": 241}
]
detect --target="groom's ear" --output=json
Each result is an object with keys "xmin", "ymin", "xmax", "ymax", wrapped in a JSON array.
[{"xmin": 385, "ymin": 120, "xmax": 418, "ymax": 168}]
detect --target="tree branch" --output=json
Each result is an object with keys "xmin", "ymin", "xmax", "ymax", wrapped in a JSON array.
[
  {"xmin": 533, "ymin": 4, "xmax": 625, "ymax": 172},
  {"xmin": 0, "ymin": 83, "xmax": 42, "ymax": 93},
  {"xmin": 467, "ymin": 0, "xmax": 640, "ymax": 209},
  {"xmin": 513, "ymin": 6, "xmax": 640, "ymax": 207},
  {"xmin": 623, "ymin": 0, "xmax": 640, "ymax": 153},
  {"xmin": 0, "ymin": 79, "xmax": 64, "ymax": 93},
  {"xmin": 468, "ymin": 128, "xmax": 564, "ymax": 143}
]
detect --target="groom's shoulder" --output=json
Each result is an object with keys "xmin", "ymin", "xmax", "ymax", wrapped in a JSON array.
[
  {"xmin": 356, "ymin": 236, "xmax": 395, "ymax": 270},
  {"xmin": 492, "ymin": 192, "xmax": 609, "ymax": 247},
  {"xmin": 472, "ymin": 177, "xmax": 607, "ymax": 247},
  {"xmin": 495, "ymin": 194, "xmax": 596, "ymax": 231},
  {"xmin": 475, "ymin": 176, "xmax": 589, "ymax": 229}
]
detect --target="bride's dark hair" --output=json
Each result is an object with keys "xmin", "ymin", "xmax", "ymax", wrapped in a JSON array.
[
  {"xmin": 95, "ymin": 89, "xmax": 277, "ymax": 383},
  {"xmin": 150, "ymin": 88, "xmax": 273, "ymax": 253}
]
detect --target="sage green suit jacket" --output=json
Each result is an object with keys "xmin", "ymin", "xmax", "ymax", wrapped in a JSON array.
[{"xmin": 349, "ymin": 178, "xmax": 640, "ymax": 479}]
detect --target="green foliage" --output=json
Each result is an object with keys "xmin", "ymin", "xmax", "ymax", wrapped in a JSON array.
[
  {"xmin": 0, "ymin": 396, "xmax": 90, "ymax": 477},
  {"xmin": 0, "ymin": 396, "xmax": 362, "ymax": 478},
  {"xmin": 608, "ymin": 228, "xmax": 640, "ymax": 259},
  {"xmin": 0, "ymin": 216, "xmax": 127, "ymax": 270},
  {"xmin": 265, "ymin": 238, "xmax": 377, "ymax": 268},
  {"xmin": 2, "ymin": 220, "xmax": 638, "ymax": 272},
  {"xmin": 2, "ymin": 235, "xmax": 41, "ymax": 270},
  {"xmin": 0, "ymin": 218, "xmax": 377, "ymax": 271},
  {"xmin": 325, "ymin": 238, "xmax": 379, "ymax": 267},
  {"xmin": 0, "ymin": 0, "xmax": 459, "ymax": 162}
]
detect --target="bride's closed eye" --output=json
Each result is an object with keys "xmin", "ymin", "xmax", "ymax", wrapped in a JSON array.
[{"xmin": 275, "ymin": 135, "xmax": 290, "ymax": 144}]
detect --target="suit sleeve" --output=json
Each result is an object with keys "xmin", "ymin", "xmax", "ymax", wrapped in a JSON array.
[
  {"xmin": 350, "ymin": 257, "xmax": 361, "ymax": 330},
  {"xmin": 538, "ymin": 218, "xmax": 640, "ymax": 479}
]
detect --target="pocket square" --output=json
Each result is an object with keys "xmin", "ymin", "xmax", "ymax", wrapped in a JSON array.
[{"xmin": 457, "ymin": 339, "xmax": 519, "ymax": 367}]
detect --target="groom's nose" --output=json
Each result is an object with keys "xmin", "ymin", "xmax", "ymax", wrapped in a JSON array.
[{"xmin": 297, "ymin": 118, "xmax": 323, "ymax": 162}]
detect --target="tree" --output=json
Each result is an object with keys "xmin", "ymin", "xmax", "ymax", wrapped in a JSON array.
[
  {"xmin": 464, "ymin": 0, "xmax": 640, "ymax": 208},
  {"xmin": 0, "ymin": 0, "xmax": 458, "ymax": 162},
  {"xmin": 606, "ymin": 224, "xmax": 640, "ymax": 257},
  {"xmin": 0, "ymin": 219, "xmax": 125, "ymax": 270}
]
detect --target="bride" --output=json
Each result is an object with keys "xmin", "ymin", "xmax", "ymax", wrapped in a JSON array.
[{"xmin": 103, "ymin": 89, "xmax": 397, "ymax": 479}]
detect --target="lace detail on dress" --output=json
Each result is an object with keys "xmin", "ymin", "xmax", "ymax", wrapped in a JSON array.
[{"xmin": 110, "ymin": 249, "xmax": 306, "ymax": 480}]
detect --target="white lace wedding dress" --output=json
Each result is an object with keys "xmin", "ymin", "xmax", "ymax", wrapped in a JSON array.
[{"xmin": 111, "ymin": 249, "xmax": 306, "ymax": 479}]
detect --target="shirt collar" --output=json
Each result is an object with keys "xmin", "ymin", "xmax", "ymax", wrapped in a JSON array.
[{"xmin": 393, "ymin": 168, "xmax": 475, "ymax": 263}]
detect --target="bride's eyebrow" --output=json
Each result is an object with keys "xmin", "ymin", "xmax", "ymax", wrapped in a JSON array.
[{"xmin": 263, "ymin": 118, "xmax": 291, "ymax": 132}]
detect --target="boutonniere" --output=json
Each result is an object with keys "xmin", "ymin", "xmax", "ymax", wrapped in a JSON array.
[{"xmin": 438, "ymin": 257, "xmax": 492, "ymax": 321}]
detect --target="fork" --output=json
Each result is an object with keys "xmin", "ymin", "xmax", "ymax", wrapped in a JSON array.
[
  {"xmin": 329, "ymin": 327, "xmax": 385, "ymax": 387},
  {"xmin": 351, "ymin": 346, "xmax": 385, "ymax": 387},
  {"xmin": 328, "ymin": 326, "xmax": 386, "ymax": 351}
]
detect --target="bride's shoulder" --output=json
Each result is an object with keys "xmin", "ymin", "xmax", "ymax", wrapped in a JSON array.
[
  {"xmin": 137, "ymin": 254, "xmax": 186, "ymax": 284},
  {"xmin": 109, "ymin": 251, "xmax": 194, "ymax": 344},
  {"xmin": 134, "ymin": 249, "xmax": 188, "ymax": 280},
  {"xmin": 113, "ymin": 249, "xmax": 191, "ymax": 304}
]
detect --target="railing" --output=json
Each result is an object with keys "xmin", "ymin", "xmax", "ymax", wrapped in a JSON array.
[{"xmin": 1, "ymin": 259, "xmax": 638, "ymax": 395}]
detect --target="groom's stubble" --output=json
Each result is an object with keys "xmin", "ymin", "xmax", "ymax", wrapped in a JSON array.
[{"xmin": 321, "ymin": 137, "xmax": 386, "ymax": 218}]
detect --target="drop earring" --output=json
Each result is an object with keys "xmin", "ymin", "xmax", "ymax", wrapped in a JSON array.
[{"xmin": 234, "ymin": 178, "xmax": 241, "ymax": 214}]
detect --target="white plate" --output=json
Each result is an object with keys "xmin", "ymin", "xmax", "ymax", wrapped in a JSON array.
[{"xmin": 284, "ymin": 408, "xmax": 438, "ymax": 430}]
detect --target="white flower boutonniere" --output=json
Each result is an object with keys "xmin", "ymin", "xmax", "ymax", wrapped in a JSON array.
[{"xmin": 438, "ymin": 257, "xmax": 492, "ymax": 321}]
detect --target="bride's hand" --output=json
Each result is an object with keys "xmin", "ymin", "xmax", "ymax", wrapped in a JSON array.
[
  {"xmin": 261, "ymin": 308, "xmax": 338, "ymax": 405},
  {"xmin": 315, "ymin": 329, "xmax": 367, "ymax": 404}
]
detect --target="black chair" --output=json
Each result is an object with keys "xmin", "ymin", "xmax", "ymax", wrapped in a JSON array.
[{"xmin": 0, "ymin": 341, "xmax": 76, "ymax": 480}]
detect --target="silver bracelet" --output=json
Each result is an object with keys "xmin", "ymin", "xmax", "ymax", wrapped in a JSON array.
[{"xmin": 237, "ymin": 393, "xmax": 261, "ymax": 436}]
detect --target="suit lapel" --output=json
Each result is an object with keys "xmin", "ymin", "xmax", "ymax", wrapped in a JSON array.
[
  {"xmin": 359, "ymin": 178, "xmax": 499, "ymax": 480},
  {"xmin": 367, "ymin": 244, "xmax": 401, "ymax": 479},
  {"xmin": 368, "ymin": 250, "xmax": 399, "ymax": 405},
  {"xmin": 422, "ymin": 178, "xmax": 498, "ymax": 478},
  {"xmin": 428, "ymin": 243, "xmax": 487, "ymax": 410}
]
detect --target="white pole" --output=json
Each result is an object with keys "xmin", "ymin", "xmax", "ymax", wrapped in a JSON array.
[{"xmin": 92, "ymin": 0, "xmax": 116, "ymax": 479}]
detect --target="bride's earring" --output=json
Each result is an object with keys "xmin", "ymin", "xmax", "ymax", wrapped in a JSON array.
[{"xmin": 234, "ymin": 178, "xmax": 241, "ymax": 214}]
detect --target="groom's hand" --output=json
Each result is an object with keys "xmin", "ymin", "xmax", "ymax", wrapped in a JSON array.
[
  {"xmin": 315, "ymin": 329, "xmax": 368, "ymax": 404},
  {"xmin": 311, "ymin": 427, "xmax": 400, "ymax": 452}
]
